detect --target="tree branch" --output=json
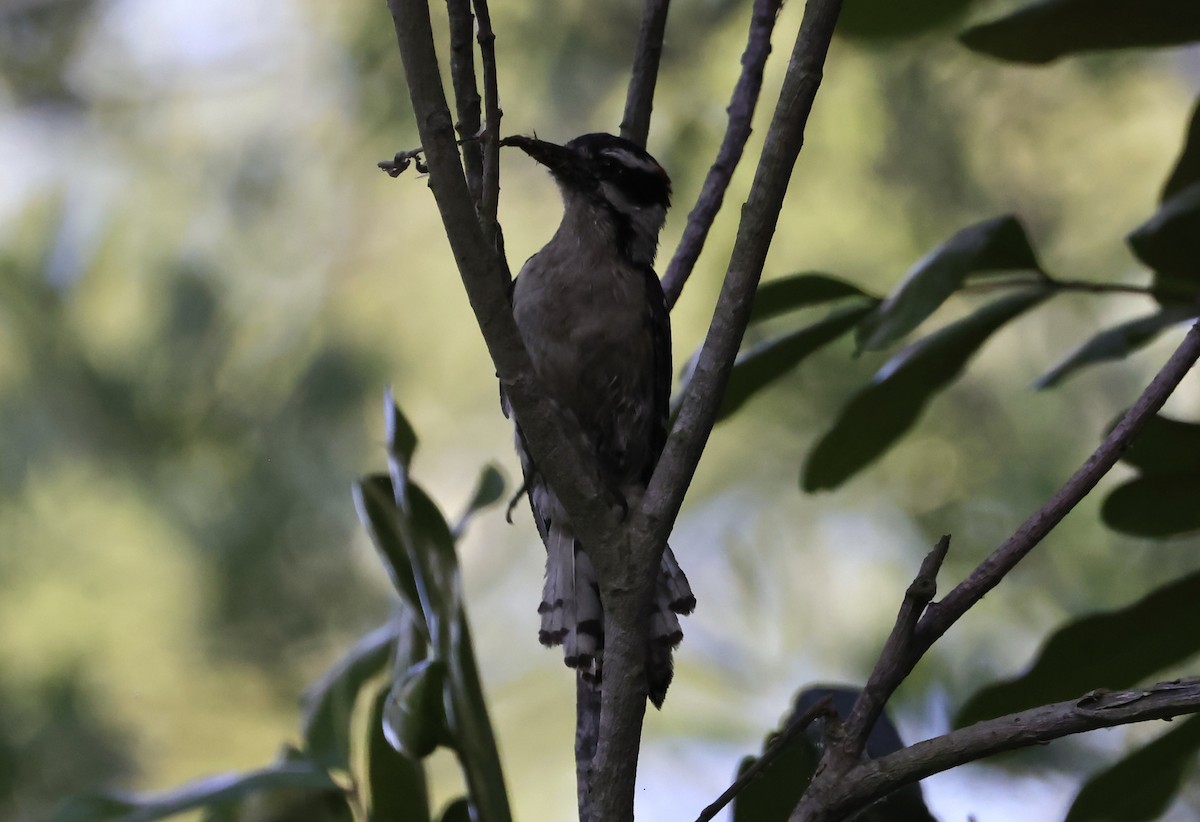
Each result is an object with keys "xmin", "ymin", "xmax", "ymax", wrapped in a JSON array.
[
  {"xmin": 841, "ymin": 536, "xmax": 950, "ymax": 759},
  {"xmin": 386, "ymin": 0, "xmax": 620, "ymax": 563},
  {"xmin": 620, "ymin": 0, "xmax": 672, "ymax": 147},
  {"xmin": 792, "ymin": 678, "xmax": 1200, "ymax": 821},
  {"xmin": 662, "ymin": 0, "xmax": 782, "ymax": 308},
  {"xmin": 641, "ymin": 0, "xmax": 844, "ymax": 551},
  {"xmin": 445, "ymin": 0, "xmax": 483, "ymax": 206},
  {"xmin": 915, "ymin": 320, "xmax": 1200, "ymax": 652},
  {"xmin": 790, "ymin": 321, "xmax": 1200, "ymax": 819},
  {"xmin": 695, "ymin": 695, "xmax": 834, "ymax": 822},
  {"xmin": 473, "ymin": 0, "xmax": 506, "ymax": 265},
  {"xmin": 586, "ymin": 3, "xmax": 844, "ymax": 819}
]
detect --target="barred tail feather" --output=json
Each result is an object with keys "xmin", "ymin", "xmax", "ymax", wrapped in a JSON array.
[
  {"xmin": 539, "ymin": 524, "xmax": 573, "ymax": 646},
  {"xmin": 661, "ymin": 545, "xmax": 696, "ymax": 614},
  {"xmin": 539, "ymin": 529, "xmax": 694, "ymax": 707}
]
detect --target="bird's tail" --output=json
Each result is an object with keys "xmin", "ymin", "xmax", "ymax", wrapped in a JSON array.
[{"xmin": 539, "ymin": 525, "xmax": 695, "ymax": 707}]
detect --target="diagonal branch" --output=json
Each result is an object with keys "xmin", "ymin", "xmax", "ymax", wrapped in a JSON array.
[
  {"xmin": 916, "ymin": 320, "xmax": 1200, "ymax": 652},
  {"xmin": 840, "ymin": 536, "xmax": 950, "ymax": 758},
  {"xmin": 620, "ymin": 0, "xmax": 672, "ymax": 147},
  {"xmin": 640, "ymin": 0, "xmax": 844, "ymax": 550},
  {"xmin": 662, "ymin": 0, "xmax": 783, "ymax": 308},
  {"xmin": 696, "ymin": 695, "xmax": 834, "ymax": 822},
  {"xmin": 791, "ymin": 322, "xmax": 1200, "ymax": 818},
  {"xmin": 792, "ymin": 678, "xmax": 1200, "ymax": 821}
]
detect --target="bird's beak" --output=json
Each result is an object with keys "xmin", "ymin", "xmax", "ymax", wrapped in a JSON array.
[{"xmin": 501, "ymin": 135, "xmax": 586, "ymax": 183}]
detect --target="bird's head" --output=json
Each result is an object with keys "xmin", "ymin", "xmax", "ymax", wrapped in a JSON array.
[{"xmin": 503, "ymin": 132, "xmax": 672, "ymax": 267}]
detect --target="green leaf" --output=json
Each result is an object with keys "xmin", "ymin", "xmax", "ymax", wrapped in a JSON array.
[
  {"xmin": 442, "ymin": 608, "xmax": 512, "ymax": 822},
  {"xmin": 368, "ymin": 686, "xmax": 432, "ymax": 822},
  {"xmin": 405, "ymin": 483, "xmax": 462, "ymax": 648},
  {"xmin": 385, "ymin": 388, "xmax": 419, "ymax": 473},
  {"xmin": 1113, "ymin": 413, "xmax": 1200, "ymax": 476},
  {"xmin": 956, "ymin": 570, "xmax": 1200, "ymax": 726},
  {"xmin": 439, "ymin": 798, "xmax": 472, "ymax": 822},
  {"xmin": 804, "ymin": 288, "xmax": 1049, "ymax": 491},
  {"xmin": 1163, "ymin": 95, "xmax": 1200, "ymax": 202},
  {"xmin": 960, "ymin": 0, "xmax": 1200, "ymax": 64},
  {"xmin": 837, "ymin": 0, "xmax": 977, "ymax": 41},
  {"xmin": 1066, "ymin": 713, "xmax": 1200, "ymax": 822},
  {"xmin": 719, "ymin": 303, "xmax": 875, "ymax": 421},
  {"xmin": 384, "ymin": 390, "xmax": 419, "ymax": 512},
  {"xmin": 453, "ymin": 463, "xmax": 506, "ymax": 539},
  {"xmin": 301, "ymin": 623, "xmax": 399, "ymax": 772},
  {"xmin": 749, "ymin": 273, "xmax": 874, "ymax": 325},
  {"xmin": 52, "ymin": 761, "xmax": 341, "ymax": 822},
  {"xmin": 354, "ymin": 475, "xmax": 423, "ymax": 613},
  {"xmin": 383, "ymin": 659, "xmax": 450, "ymax": 759},
  {"xmin": 857, "ymin": 215, "xmax": 1042, "ymax": 351},
  {"xmin": 1128, "ymin": 181, "xmax": 1200, "ymax": 288},
  {"xmin": 1034, "ymin": 308, "xmax": 1197, "ymax": 389},
  {"xmin": 1102, "ymin": 475, "xmax": 1200, "ymax": 538}
]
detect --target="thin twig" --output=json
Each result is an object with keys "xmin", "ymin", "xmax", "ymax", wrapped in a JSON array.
[
  {"xmin": 695, "ymin": 696, "xmax": 834, "ymax": 822},
  {"xmin": 446, "ymin": 0, "xmax": 483, "ymax": 205},
  {"xmin": 960, "ymin": 274, "xmax": 1156, "ymax": 297},
  {"xmin": 473, "ymin": 0, "xmax": 506, "ymax": 270},
  {"xmin": 841, "ymin": 536, "xmax": 950, "ymax": 760},
  {"xmin": 620, "ymin": 0, "xmax": 672, "ymax": 147},
  {"xmin": 662, "ymin": 0, "xmax": 783, "ymax": 308},
  {"xmin": 1047, "ymin": 276, "xmax": 1157, "ymax": 296},
  {"xmin": 791, "ymin": 678, "xmax": 1200, "ymax": 822}
]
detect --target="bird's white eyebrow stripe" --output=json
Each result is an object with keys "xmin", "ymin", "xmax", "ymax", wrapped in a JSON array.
[{"xmin": 600, "ymin": 147, "xmax": 662, "ymax": 174}]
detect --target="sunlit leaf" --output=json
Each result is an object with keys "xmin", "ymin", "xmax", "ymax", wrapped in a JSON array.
[
  {"xmin": 453, "ymin": 464, "xmax": 506, "ymax": 538},
  {"xmin": 301, "ymin": 623, "xmax": 398, "ymax": 772},
  {"xmin": 383, "ymin": 659, "xmax": 449, "ymax": 759},
  {"xmin": 804, "ymin": 288, "xmax": 1049, "ymax": 491},
  {"xmin": 51, "ymin": 761, "xmax": 341, "ymax": 822},
  {"xmin": 857, "ymin": 215, "xmax": 1042, "ymax": 351},
  {"xmin": 719, "ymin": 303, "xmax": 874, "ymax": 421},
  {"xmin": 1034, "ymin": 308, "xmax": 1197, "ymax": 389},
  {"xmin": 1066, "ymin": 713, "xmax": 1200, "ymax": 822},
  {"xmin": 837, "ymin": 0, "xmax": 978, "ymax": 40},
  {"xmin": 1128, "ymin": 181, "xmax": 1200, "ymax": 287},
  {"xmin": 749, "ymin": 273, "xmax": 874, "ymax": 325},
  {"xmin": 1111, "ymin": 413, "xmax": 1200, "ymax": 476},
  {"xmin": 1163, "ymin": 96, "xmax": 1200, "ymax": 202},
  {"xmin": 368, "ymin": 686, "xmax": 432, "ymax": 822},
  {"xmin": 1102, "ymin": 476, "xmax": 1200, "ymax": 537},
  {"xmin": 956, "ymin": 570, "xmax": 1200, "ymax": 726},
  {"xmin": 960, "ymin": 0, "xmax": 1200, "ymax": 64}
]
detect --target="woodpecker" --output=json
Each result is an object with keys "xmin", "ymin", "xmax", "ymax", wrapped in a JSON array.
[{"xmin": 500, "ymin": 132, "xmax": 695, "ymax": 708}]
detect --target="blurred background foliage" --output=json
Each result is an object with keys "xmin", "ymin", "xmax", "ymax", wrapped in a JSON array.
[{"xmin": 2, "ymin": 0, "xmax": 1199, "ymax": 819}]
